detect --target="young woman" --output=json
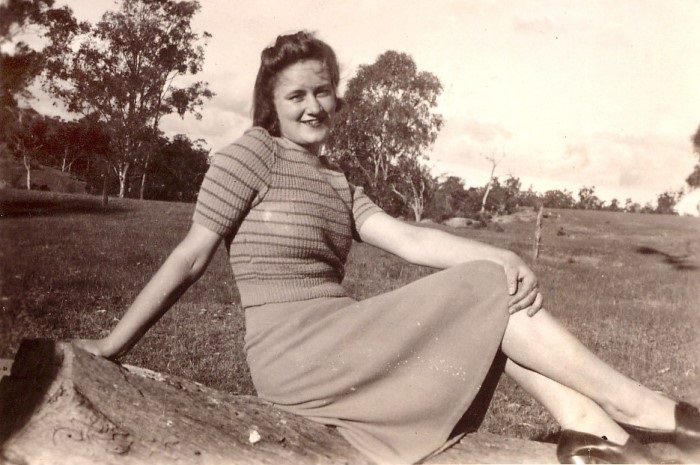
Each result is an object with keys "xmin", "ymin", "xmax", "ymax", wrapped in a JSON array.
[{"xmin": 75, "ymin": 31, "xmax": 700, "ymax": 464}]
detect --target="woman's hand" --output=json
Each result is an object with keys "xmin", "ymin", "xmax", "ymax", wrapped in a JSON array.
[{"xmin": 501, "ymin": 252, "xmax": 543, "ymax": 317}]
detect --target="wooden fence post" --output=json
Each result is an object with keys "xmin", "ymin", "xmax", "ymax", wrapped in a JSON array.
[{"xmin": 533, "ymin": 205, "xmax": 544, "ymax": 260}]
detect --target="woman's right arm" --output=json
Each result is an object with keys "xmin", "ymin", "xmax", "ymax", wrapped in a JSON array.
[{"xmin": 74, "ymin": 223, "xmax": 222, "ymax": 359}]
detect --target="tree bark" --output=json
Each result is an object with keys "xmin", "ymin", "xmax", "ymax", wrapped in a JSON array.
[
  {"xmin": 24, "ymin": 156, "xmax": 31, "ymax": 190},
  {"xmin": 139, "ymin": 170, "xmax": 147, "ymax": 200},
  {"xmin": 480, "ymin": 154, "xmax": 503, "ymax": 214},
  {"xmin": 139, "ymin": 157, "xmax": 149, "ymax": 200},
  {"xmin": 102, "ymin": 163, "xmax": 109, "ymax": 207},
  {"xmin": 22, "ymin": 152, "xmax": 32, "ymax": 191},
  {"xmin": 0, "ymin": 340, "xmax": 562, "ymax": 465},
  {"xmin": 117, "ymin": 162, "xmax": 130, "ymax": 198},
  {"xmin": 0, "ymin": 340, "xmax": 371, "ymax": 465}
]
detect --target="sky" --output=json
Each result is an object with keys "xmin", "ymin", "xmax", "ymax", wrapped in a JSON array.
[{"xmin": 25, "ymin": 0, "xmax": 700, "ymax": 204}]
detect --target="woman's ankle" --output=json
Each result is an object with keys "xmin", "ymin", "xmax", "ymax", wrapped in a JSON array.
[
  {"xmin": 603, "ymin": 393, "xmax": 676, "ymax": 431},
  {"xmin": 559, "ymin": 408, "xmax": 630, "ymax": 445}
]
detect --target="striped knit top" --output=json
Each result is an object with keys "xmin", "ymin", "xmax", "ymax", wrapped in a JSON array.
[{"xmin": 193, "ymin": 127, "xmax": 383, "ymax": 308}]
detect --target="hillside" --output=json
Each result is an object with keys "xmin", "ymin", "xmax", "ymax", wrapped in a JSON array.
[{"xmin": 0, "ymin": 157, "xmax": 87, "ymax": 194}]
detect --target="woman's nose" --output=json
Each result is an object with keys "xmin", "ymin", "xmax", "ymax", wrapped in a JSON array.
[{"xmin": 305, "ymin": 95, "xmax": 322, "ymax": 113}]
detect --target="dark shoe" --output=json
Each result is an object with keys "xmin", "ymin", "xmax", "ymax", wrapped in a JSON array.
[
  {"xmin": 619, "ymin": 401, "xmax": 700, "ymax": 454},
  {"xmin": 557, "ymin": 430, "xmax": 660, "ymax": 464}
]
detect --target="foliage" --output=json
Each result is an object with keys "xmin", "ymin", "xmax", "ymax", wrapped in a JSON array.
[
  {"xmin": 516, "ymin": 185, "xmax": 542, "ymax": 209},
  {"xmin": 485, "ymin": 175, "xmax": 521, "ymax": 214},
  {"xmin": 576, "ymin": 185, "xmax": 603, "ymax": 210},
  {"xmin": 688, "ymin": 125, "xmax": 700, "ymax": 188},
  {"xmin": 388, "ymin": 157, "xmax": 435, "ymax": 221},
  {"xmin": 607, "ymin": 198, "xmax": 621, "ymax": 212},
  {"xmin": 42, "ymin": 116, "xmax": 111, "ymax": 174},
  {"xmin": 542, "ymin": 189, "xmax": 575, "ymax": 209},
  {"xmin": 42, "ymin": 0, "xmax": 213, "ymax": 198},
  {"xmin": 327, "ymin": 51, "xmax": 443, "ymax": 218},
  {"xmin": 655, "ymin": 190, "xmax": 681, "ymax": 215},
  {"xmin": 427, "ymin": 176, "xmax": 469, "ymax": 220},
  {"xmin": 687, "ymin": 167, "xmax": 700, "ymax": 189},
  {"xmin": 0, "ymin": 0, "xmax": 79, "ymax": 171},
  {"xmin": 0, "ymin": 0, "xmax": 80, "ymax": 108},
  {"xmin": 144, "ymin": 134, "xmax": 209, "ymax": 202},
  {"xmin": 2, "ymin": 106, "xmax": 62, "ymax": 189}
]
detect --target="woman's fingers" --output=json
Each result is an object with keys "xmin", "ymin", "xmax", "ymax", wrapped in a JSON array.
[
  {"xmin": 505, "ymin": 267, "xmax": 520, "ymax": 295},
  {"xmin": 526, "ymin": 292, "xmax": 544, "ymax": 317},
  {"xmin": 508, "ymin": 286, "xmax": 541, "ymax": 315},
  {"xmin": 507, "ymin": 270, "xmax": 537, "ymax": 307}
]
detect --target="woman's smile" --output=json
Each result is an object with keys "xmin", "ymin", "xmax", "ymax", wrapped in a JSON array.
[{"xmin": 272, "ymin": 59, "xmax": 337, "ymax": 155}]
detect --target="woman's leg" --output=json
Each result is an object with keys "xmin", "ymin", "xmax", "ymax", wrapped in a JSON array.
[
  {"xmin": 505, "ymin": 358, "xmax": 630, "ymax": 444},
  {"xmin": 500, "ymin": 309, "xmax": 677, "ymax": 431}
]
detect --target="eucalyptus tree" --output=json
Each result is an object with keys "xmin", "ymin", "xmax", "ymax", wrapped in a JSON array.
[
  {"xmin": 43, "ymin": 0, "xmax": 213, "ymax": 199},
  {"xmin": 0, "ymin": 0, "xmax": 79, "ymax": 169},
  {"xmin": 688, "ymin": 125, "xmax": 700, "ymax": 188},
  {"xmin": 327, "ymin": 51, "xmax": 443, "ymax": 217},
  {"xmin": 0, "ymin": 0, "xmax": 78, "ymax": 108}
]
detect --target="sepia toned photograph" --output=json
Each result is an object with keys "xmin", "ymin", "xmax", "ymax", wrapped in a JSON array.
[{"xmin": 1, "ymin": 0, "xmax": 699, "ymax": 463}]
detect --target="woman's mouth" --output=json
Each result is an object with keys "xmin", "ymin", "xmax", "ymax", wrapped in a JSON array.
[{"xmin": 301, "ymin": 118, "xmax": 325, "ymax": 127}]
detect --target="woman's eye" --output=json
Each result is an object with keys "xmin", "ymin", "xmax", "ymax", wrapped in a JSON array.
[{"xmin": 289, "ymin": 94, "xmax": 304, "ymax": 102}]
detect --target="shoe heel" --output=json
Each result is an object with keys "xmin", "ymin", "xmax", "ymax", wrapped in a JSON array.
[{"xmin": 559, "ymin": 453, "xmax": 611, "ymax": 464}]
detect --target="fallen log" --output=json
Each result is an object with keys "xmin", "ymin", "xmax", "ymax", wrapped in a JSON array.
[{"xmin": 0, "ymin": 340, "xmax": 559, "ymax": 464}]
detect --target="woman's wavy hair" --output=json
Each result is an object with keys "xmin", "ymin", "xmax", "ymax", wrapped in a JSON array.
[{"xmin": 253, "ymin": 31, "xmax": 341, "ymax": 136}]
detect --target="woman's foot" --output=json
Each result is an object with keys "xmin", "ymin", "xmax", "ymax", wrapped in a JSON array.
[
  {"xmin": 557, "ymin": 430, "xmax": 661, "ymax": 464},
  {"xmin": 619, "ymin": 402, "xmax": 700, "ymax": 458}
]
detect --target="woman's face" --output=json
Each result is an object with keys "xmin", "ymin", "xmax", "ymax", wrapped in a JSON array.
[{"xmin": 272, "ymin": 59, "xmax": 336, "ymax": 155}]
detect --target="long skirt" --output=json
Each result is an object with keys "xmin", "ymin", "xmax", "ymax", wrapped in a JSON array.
[{"xmin": 243, "ymin": 260, "xmax": 510, "ymax": 464}]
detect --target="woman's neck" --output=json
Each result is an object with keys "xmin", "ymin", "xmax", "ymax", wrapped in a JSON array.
[{"xmin": 280, "ymin": 136, "xmax": 322, "ymax": 157}]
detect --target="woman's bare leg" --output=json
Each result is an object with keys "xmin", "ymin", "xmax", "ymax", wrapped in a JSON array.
[
  {"xmin": 505, "ymin": 358, "xmax": 630, "ymax": 444},
  {"xmin": 500, "ymin": 309, "xmax": 677, "ymax": 431}
]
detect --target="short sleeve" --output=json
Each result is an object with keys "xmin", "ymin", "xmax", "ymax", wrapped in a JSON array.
[
  {"xmin": 351, "ymin": 185, "xmax": 384, "ymax": 241},
  {"xmin": 193, "ymin": 128, "xmax": 274, "ymax": 237}
]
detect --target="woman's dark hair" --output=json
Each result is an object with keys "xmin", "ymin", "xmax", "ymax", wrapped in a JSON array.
[{"xmin": 253, "ymin": 31, "xmax": 341, "ymax": 136}]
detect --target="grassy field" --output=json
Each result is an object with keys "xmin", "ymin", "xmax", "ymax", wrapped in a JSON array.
[{"xmin": 1, "ymin": 188, "xmax": 699, "ymax": 442}]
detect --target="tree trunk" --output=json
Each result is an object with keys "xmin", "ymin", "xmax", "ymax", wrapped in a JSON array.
[
  {"xmin": 412, "ymin": 204, "xmax": 422, "ymax": 222},
  {"xmin": 118, "ymin": 162, "xmax": 130, "ymax": 198},
  {"xmin": 23, "ymin": 153, "xmax": 31, "ymax": 190},
  {"xmin": 0, "ymin": 340, "xmax": 371, "ymax": 465},
  {"xmin": 102, "ymin": 163, "xmax": 109, "ymax": 207},
  {"xmin": 139, "ymin": 157, "xmax": 149, "ymax": 200},
  {"xmin": 480, "ymin": 155, "xmax": 502, "ymax": 214},
  {"xmin": 480, "ymin": 182, "xmax": 492, "ymax": 214},
  {"xmin": 0, "ymin": 340, "xmax": 564, "ymax": 465}
]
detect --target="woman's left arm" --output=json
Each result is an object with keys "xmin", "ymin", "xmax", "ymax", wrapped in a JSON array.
[{"xmin": 358, "ymin": 212, "xmax": 543, "ymax": 316}]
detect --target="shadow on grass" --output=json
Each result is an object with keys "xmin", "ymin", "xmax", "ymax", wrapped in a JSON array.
[
  {"xmin": 636, "ymin": 246, "xmax": 699, "ymax": 271},
  {"xmin": 0, "ymin": 197, "xmax": 127, "ymax": 218}
]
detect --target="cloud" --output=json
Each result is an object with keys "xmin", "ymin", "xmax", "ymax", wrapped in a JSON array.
[
  {"xmin": 160, "ymin": 107, "xmax": 250, "ymax": 152},
  {"xmin": 547, "ymin": 143, "xmax": 591, "ymax": 176},
  {"xmin": 461, "ymin": 119, "xmax": 513, "ymax": 144},
  {"xmin": 208, "ymin": 91, "xmax": 250, "ymax": 119}
]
